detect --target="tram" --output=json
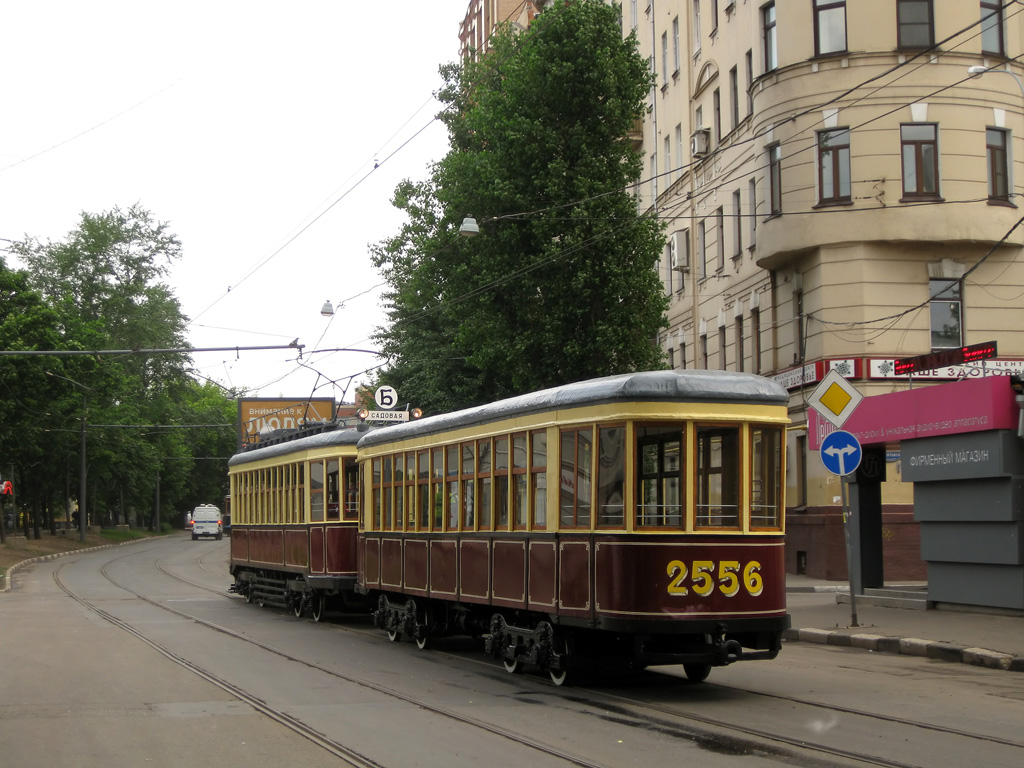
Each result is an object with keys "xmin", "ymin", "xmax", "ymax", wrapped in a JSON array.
[
  {"xmin": 356, "ymin": 369, "xmax": 790, "ymax": 684},
  {"xmin": 227, "ymin": 424, "xmax": 364, "ymax": 621}
]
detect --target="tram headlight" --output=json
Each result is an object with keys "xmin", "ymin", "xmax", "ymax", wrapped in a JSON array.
[{"xmin": 356, "ymin": 408, "xmax": 369, "ymax": 421}]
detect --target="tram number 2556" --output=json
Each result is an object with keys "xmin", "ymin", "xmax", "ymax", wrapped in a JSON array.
[{"xmin": 666, "ymin": 560, "xmax": 763, "ymax": 598}]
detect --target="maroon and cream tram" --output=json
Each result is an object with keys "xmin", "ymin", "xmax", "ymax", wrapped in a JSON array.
[
  {"xmin": 228, "ymin": 425, "xmax": 364, "ymax": 621},
  {"xmin": 356, "ymin": 370, "xmax": 790, "ymax": 684}
]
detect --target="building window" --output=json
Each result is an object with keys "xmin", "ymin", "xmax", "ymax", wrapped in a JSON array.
[
  {"xmin": 814, "ymin": 0, "xmax": 847, "ymax": 56},
  {"xmin": 718, "ymin": 325, "xmax": 727, "ymax": 370},
  {"xmin": 651, "ymin": 152, "xmax": 658, "ymax": 201},
  {"xmin": 661, "ymin": 31, "xmax": 669, "ymax": 85},
  {"xmin": 901, "ymin": 124, "xmax": 940, "ymax": 199},
  {"xmin": 981, "ymin": 1, "xmax": 1004, "ymax": 56},
  {"xmin": 630, "ymin": 0, "xmax": 638, "ymax": 30},
  {"xmin": 751, "ymin": 306, "xmax": 761, "ymax": 373},
  {"xmin": 818, "ymin": 128, "xmax": 851, "ymax": 204},
  {"xmin": 672, "ymin": 16, "xmax": 681, "ymax": 74},
  {"xmin": 930, "ymin": 278, "xmax": 962, "ymax": 350},
  {"xmin": 769, "ymin": 144, "xmax": 782, "ymax": 214},
  {"xmin": 748, "ymin": 177, "xmax": 758, "ymax": 245},
  {"xmin": 700, "ymin": 331, "xmax": 709, "ymax": 368},
  {"xmin": 715, "ymin": 206, "xmax": 725, "ymax": 271},
  {"xmin": 711, "ymin": 0, "xmax": 719, "ymax": 34},
  {"xmin": 735, "ymin": 315, "xmax": 745, "ymax": 372},
  {"xmin": 762, "ymin": 3, "xmax": 777, "ymax": 72},
  {"xmin": 987, "ymin": 127, "xmax": 1010, "ymax": 202},
  {"xmin": 697, "ymin": 220, "xmax": 706, "ymax": 279},
  {"xmin": 897, "ymin": 0, "xmax": 933, "ymax": 49},
  {"xmin": 732, "ymin": 189, "xmax": 743, "ymax": 256},
  {"xmin": 745, "ymin": 50, "xmax": 754, "ymax": 114},
  {"xmin": 713, "ymin": 88, "xmax": 721, "ymax": 144},
  {"xmin": 729, "ymin": 66, "xmax": 740, "ymax": 131},
  {"xmin": 664, "ymin": 135, "xmax": 672, "ymax": 182},
  {"xmin": 692, "ymin": 0, "xmax": 702, "ymax": 54},
  {"xmin": 675, "ymin": 123, "xmax": 683, "ymax": 174}
]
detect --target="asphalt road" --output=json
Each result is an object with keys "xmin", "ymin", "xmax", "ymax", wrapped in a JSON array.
[{"xmin": 1, "ymin": 535, "xmax": 1022, "ymax": 768}]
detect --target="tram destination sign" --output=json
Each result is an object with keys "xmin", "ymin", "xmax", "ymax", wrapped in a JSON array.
[{"xmin": 894, "ymin": 341, "xmax": 997, "ymax": 376}]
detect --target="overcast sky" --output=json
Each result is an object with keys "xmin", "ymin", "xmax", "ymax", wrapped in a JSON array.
[{"xmin": 0, "ymin": 1, "xmax": 468, "ymax": 406}]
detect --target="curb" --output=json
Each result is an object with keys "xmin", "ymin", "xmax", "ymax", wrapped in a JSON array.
[
  {"xmin": 783, "ymin": 626, "xmax": 1024, "ymax": 673},
  {"xmin": 1, "ymin": 536, "xmax": 160, "ymax": 593}
]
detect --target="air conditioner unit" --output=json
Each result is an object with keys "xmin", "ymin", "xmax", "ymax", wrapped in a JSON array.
[
  {"xmin": 670, "ymin": 231, "xmax": 689, "ymax": 272},
  {"xmin": 690, "ymin": 129, "xmax": 710, "ymax": 158}
]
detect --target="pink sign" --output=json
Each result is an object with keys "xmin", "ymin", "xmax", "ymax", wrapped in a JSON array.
[{"xmin": 808, "ymin": 375, "xmax": 1019, "ymax": 450}]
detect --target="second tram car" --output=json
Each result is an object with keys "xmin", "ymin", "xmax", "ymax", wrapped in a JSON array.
[
  {"xmin": 228, "ymin": 425, "xmax": 364, "ymax": 621},
  {"xmin": 356, "ymin": 370, "xmax": 790, "ymax": 684}
]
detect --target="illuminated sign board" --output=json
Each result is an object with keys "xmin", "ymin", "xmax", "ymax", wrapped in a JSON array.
[{"xmin": 894, "ymin": 341, "xmax": 998, "ymax": 376}]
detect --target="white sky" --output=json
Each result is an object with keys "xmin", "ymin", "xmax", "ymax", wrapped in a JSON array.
[{"xmin": 0, "ymin": 1, "xmax": 468, "ymax": 405}]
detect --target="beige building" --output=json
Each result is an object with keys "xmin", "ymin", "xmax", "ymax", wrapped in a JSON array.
[{"xmin": 625, "ymin": 0, "xmax": 1024, "ymax": 578}]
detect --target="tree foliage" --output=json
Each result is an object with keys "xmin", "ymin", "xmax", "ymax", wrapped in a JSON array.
[
  {"xmin": 2, "ymin": 205, "xmax": 237, "ymax": 534},
  {"xmin": 371, "ymin": 0, "xmax": 667, "ymax": 414}
]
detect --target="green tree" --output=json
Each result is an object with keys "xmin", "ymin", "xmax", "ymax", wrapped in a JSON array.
[{"xmin": 371, "ymin": 0, "xmax": 667, "ymax": 414}]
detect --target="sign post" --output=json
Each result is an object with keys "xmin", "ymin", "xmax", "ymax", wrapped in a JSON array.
[{"xmin": 808, "ymin": 371, "xmax": 865, "ymax": 627}]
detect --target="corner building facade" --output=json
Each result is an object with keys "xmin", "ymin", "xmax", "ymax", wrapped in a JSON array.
[{"xmin": 624, "ymin": 0, "xmax": 1024, "ymax": 579}]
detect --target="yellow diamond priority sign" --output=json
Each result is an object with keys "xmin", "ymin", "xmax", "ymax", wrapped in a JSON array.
[{"xmin": 807, "ymin": 368, "xmax": 863, "ymax": 428}]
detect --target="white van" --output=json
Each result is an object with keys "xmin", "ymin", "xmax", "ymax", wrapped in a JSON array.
[{"xmin": 191, "ymin": 505, "xmax": 223, "ymax": 540}]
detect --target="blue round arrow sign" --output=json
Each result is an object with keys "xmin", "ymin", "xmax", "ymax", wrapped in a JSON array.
[{"xmin": 819, "ymin": 430, "xmax": 863, "ymax": 477}]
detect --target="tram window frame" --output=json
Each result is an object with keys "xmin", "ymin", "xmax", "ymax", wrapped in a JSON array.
[
  {"xmin": 750, "ymin": 425, "xmax": 784, "ymax": 530},
  {"xmin": 432, "ymin": 448, "xmax": 444, "ymax": 531},
  {"xmin": 512, "ymin": 433, "xmax": 529, "ymax": 529},
  {"xmin": 326, "ymin": 459, "xmax": 341, "ymax": 521},
  {"xmin": 531, "ymin": 429, "xmax": 548, "ymax": 529},
  {"xmin": 636, "ymin": 425, "xmax": 685, "ymax": 529},
  {"xmin": 477, "ymin": 438, "xmax": 493, "ymax": 531},
  {"xmin": 446, "ymin": 445, "xmax": 459, "ymax": 531},
  {"xmin": 311, "ymin": 460, "xmax": 327, "ymax": 523},
  {"xmin": 462, "ymin": 442, "xmax": 476, "ymax": 530},
  {"xmin": 495, "ymin": 436, "xmax": 510, "ymax": 529},
  {"xmin": 372, "ymin": 458, "xmax": 382, "ymax": 530},
  {"xmin": 695, "ymin": 425, "xmax": 741, "ymax": 529},
  {"xmin": 344, "ymin": 460, "xmax": 360, "ymax": 522},
  {"xmin": 382, "ymin": 455, "xmax": 395, "ymax": 530},
  {"xmin": 559, "ymin": 426, "xmax": 593, "ymax": 529},
  {"xmin": 297, "ymin": 463, "xmax": 305, "ymax": 523},
  {"xmin": 401, "ymin": 454, "xmax": 413, "ymax": 532},
  {"xmin": 597, "ymin": 425, "xmax": 627, "ymax": 529}
]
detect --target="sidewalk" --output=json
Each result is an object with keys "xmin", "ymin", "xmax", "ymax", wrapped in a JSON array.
[{"xmin": 785, "ymin": 575, "xmax": 1024, "ymax": 672}]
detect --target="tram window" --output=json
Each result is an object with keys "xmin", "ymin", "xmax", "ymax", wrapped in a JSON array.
[
  {"xmin": 477, "ymin": 438, "xmax": 492, "ymax": 530},
  {"xmin": 417, "ymin": 450, "xmax": 430, "ymax": 529},
  {"xmin": 637, "ymin": 426, "xmax": 684, "ymax": 528},
  {"xmin": 327, "ymin": 459, "xmax": 340, "ymax": 521},
  {"xmin": 311, "ymin": 460, "xmax": 325, "ymax": 523},
  {"xmin": 512, "ymin": 433, "xmax": 528, "ymax": 529},
  {"xmin": 297, "ymin": 463, "xmax": 305, "ymax": 522},
  {"xmin": 344, "ymin": 462, "xmax": 360, "ymax": 521},
  {"xmin": 532, "ymin": 430, "xmax": 547, "ymax": 528},
  {"xmin": 597, "ymin": 426, "xmax": 626, "ymax": 528},
  {"xmin": 696, "ymin": 426, "xmax": 740, "ymax": 528},
  {"xmin": 406, "ymin": 454, "xmax": 416, "ymax": 528},
  {"xmin": 446, "ymin": 445, "xmax": 459, "ymax": 529},
  {"xmin": 495, "ymin": 436, "xmax": 509, "ymax": 529},
  {"xmin": 751, "ymin": 426, "xmax": 783, "ymax": 528},
  {"xmin": 462, "ymin": 443, "xmax": 475, "ymax": 529},
  {"xmin": 560, "ymin": 428, "xmax": 592, "ymax": 528},
  {"xmin": 393, "ymin": 454, "xmax": 404, "ymax": 530},
  {"xmin": 432, "ymin": 448, "xmax": 444, "ymax": 530},
  {"xmin": 372, "ymin": 458, "xmax": 382, "ymax": 530}
]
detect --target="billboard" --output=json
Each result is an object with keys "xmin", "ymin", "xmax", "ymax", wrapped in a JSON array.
[{"xmin": 237, "ymin": 398, "xmax": 335, "ymax": 447}]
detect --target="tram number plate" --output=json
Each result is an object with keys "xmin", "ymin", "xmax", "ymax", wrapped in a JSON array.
[{"xmin": 666, "ymin": 560, "xmax": 764, "ymax": 598}]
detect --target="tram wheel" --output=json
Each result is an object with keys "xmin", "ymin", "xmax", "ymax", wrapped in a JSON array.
[
  {"xmin": 255, "ymin": 571, "xmax": 266, "ymax": 608},
  {"xmin": 683, "ymin": 663, "xmax": 712, "ymax": 683},
  {"xmin": 415, "ymin": 634, "xmax": 429, "ymax": 650},
  {"xmin": 292, "ymin": 595, "xmax": 304, "ymax": 618},
  {"xmin": 245, "ymin": 585, "xmax": 255, "ymax": 604},
  {"xmin": 387, "ymin": 629, "xmax": 402, "ymax": 643},
  {"xmin": 311, "ymin": 594, "xmax": 326, "ymax": 623},
  {"xmin": 548, "ymin": 631, "xmax": 575, "ymax": 686},
  {"xmin": 503, "ymin": 658, "xmax": 523, "ymax": 675}
]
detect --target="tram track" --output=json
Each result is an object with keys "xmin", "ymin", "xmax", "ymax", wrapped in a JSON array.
[
  {"xmin": 68, "ymin": 541, "xmax": 1024, "ymax": 768},
  {"xmin": 54, "ymin": 548, "xmax": 612, "ymax": 768}
]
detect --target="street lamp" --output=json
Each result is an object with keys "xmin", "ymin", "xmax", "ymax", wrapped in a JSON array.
[
  {"xmin": 967, "ymin": 65, "xmax": 1024, "ymax": 100},
  {"xmin": 459, "ymin": 216, "xmax": 480, "ymax": 237}
]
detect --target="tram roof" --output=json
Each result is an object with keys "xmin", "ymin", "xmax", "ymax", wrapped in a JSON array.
[
  {"xmin": 357, "ymin": 370, "xmax": 787, "ymax": 448},
  {"xmin": 228, "ymin": 425, "xmax": 366, "ymax": 467}
]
